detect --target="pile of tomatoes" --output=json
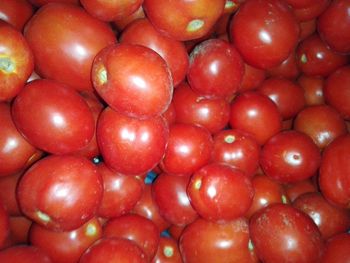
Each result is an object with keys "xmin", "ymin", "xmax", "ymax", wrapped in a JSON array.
[{"xmin": 0, "ymin": 0, "xmax": 350, "ymax": 262}]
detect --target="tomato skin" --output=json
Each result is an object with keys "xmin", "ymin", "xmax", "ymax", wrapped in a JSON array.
[
  {"xmin": 324, "ymin": 66, "xmax": 350, "ymax": 120},
  {"xmin": 321, "ymin": 233, "xmax": 350, "ymax": 263},
  {"xmin": 250, "ymin": 203, "xmax": 324, "ymax": 263},
  {"xmin": 230, "ymin": 0, "xmax": 300, "ymax": 69},
  {"xmin": 187, "ymin": 38, "xmax": 244, "ymax": 98},
  {"xmin": 152, "ymin": 173, "xmax": 198, "ymax": 226},
  {"xmin": 0, "ymin": 245, "xmax": 53, "ymax": 263},
  {"xmin": 24, "ymin": 3, "xmax": 116, "ymax": 91},
  {"xmin": 319, "ymin": 134, "xmax": 350, "ymax": 208},
  {"xmin": 0, "ymin": 21, "xmax": 34, "ymax": 101},
  {"xmin": 297, "ymin": 75, "xmax": 325, "ymax": 106},
  {"xmin": 293, "ymin": 192, "xmax": 350, "ymax": 240},
  {"xmin": 0, "ymin": 0, "xmax": 34, "ymax": 32},
  {"xmin": 179, "ymin": 217, "xmax": 258, "ymax": 263},
  {"xmin": 160, "ymin": 123, "xmax": 213, "ymax": 176},
  {"xmin": 260, "ymin": 130, "xmax": 321, "ymax": 183},
  {"xmin": 143, "ymin": 0, "xmax": 226, "ymax": 41},
  {"xmin": 92, "ymin": 43, "xmax": 173, "ymax": 119},
  {"xmin": 292, "ymin": 0, "xmax": 331, "ymax": 21},
  {"xmin": 240, "ymin": 63, "xmax": 266, "ymax": 92},
  {"xmin": 79, "ymin": 237, "xmax": 148, "ymax": 263},
  {"xmin": 29, "ymin": 218, "xmax": 102, "ymax": 263},
  {"xmin": 318, "ymin": 0, "xmax": 350, "ymax": 54},
  {"xmin": 229, "ymin": 92, "xmax": 282, "ymax": 145},
  {"xmin": 103, "ymin": 214, "xmax": 160, "ymax": 261},
  {"xmin": 12, "ymin": 79, "xmax": 95, "ymax": 155},
  {"xmin": 97, "ymin": 107, "xmax": 169, "ymax": 175},
  {"xmin": 0, "ymin": 203, "xmax": 10, "ymax": 248},
  {"xmin": 188, "ymin": 163, "xmax": 254, "ymax": 222},
  {"xmin": 17, "ymin": 155, "xmax": 103, "ymax": 231},
  {"xmin": 120, "ymin": 18, "xmax": 189, "ymax": 87},
  {"xmin": 152, "ymin": 236, "xmax": 182, "ymax": 263}
]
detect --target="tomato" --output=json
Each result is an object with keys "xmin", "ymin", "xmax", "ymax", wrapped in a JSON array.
[
  {"xmin": 143, "ymin": 0, "xmax": 226, "ymax": 41},
  {"xmin": 7, "ymin": 216, "xmax": 32, "ymax": 246},
  {"xmin": 29, "ymin": 218, "xmax": 102, "ymax": 263},
  {"xmin": 211, "ymin": 129, "xmax": 260, "ymax": 178},
  {"xmin": 292, "ymin": 0, "xmax": 331, "ymax": 22},
  {"xmin": 0, "ymin": 245, "xmax": 53, "ymax": 263},
  {"xmin": 12, "ymin": 79, "xmax": 95, "ymax": 155},
  {"xmin": 24, "ymin": 3, "xmax": 116, "ymax": 91},
  {"xmin": 120, "ymin": 18, "xmax": 189, "ymax": 87},
  {"xmin": 152, "ymin": 236, "xmax": 182, "ymax": 263},
  {"xmin": 97, "ymin": 107, "xmax": 169, "ymax": 175},
  {"xmin": 103, "ymin": 214, "xmax": 160, "ymax": 261},
  {"xmin": 187, "ymin": 163, "xmax": 254, "ymax": 221},
  {"xmin": 172, "ymin": 82, "xmax": 231, "ymax": 134},
  {"xmin": 250, "ymin": 203, "xmax": 324, "ymax": 263},
  {"xmin": 179, "ymin": 217, "xmax": 258, "ymax": 263},
  {"xmin": 187, "ymin": 38, "xmax": 244, "ymax": 98},
  {"xmin": 230, "ymin": 0, "xmax": 299, "ymax": 69},
  {"xmin": 79, "ymin": 237, "xmax": 147, "ymax": 263},
  {"xmin": 297, "ymin": 75, "xmax": 325, "ymax": 106},
  {"xmin": 92, "ymin": 43, "xmax": 173, "ymax": 118},
  {"xmin": 17, "ymin": 155, "xmax": 103, "ymax": 231},
  {"xmin": 160, "ymin": 123, "xmax": 213, "ymax": 175},
  {"xmin": 321, "ymin": 233, "xmax": 350, "ymax": 263},
  {"xmin": 317, "ymin": 0, "xmax": 350, "ymax": 54},
  {"xmin": 0, "ymin": 21, "xmax": 34, "ymax": 101},
  {"xmin": 260, "ymin": 130, "xmax": 321, "ymax": 183},
  {"xmin": 229, "ymin": 91, "xmax": 282, "ymax": 145},
  {"xmin": 239, "ymin": 63, "xmax": 266, "ymax": 92},
  {"xmin": 0, "ymin": 0, "xmax": 34, "ymax": 32},
  {"xmin": 0, "ymin": 203, "xmax": 9, "ymax": 248}
]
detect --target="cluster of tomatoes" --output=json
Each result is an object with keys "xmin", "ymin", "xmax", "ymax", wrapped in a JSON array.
[{"xmin": 0, "ymin": 0, "xmax": 350, "ymax": 262}]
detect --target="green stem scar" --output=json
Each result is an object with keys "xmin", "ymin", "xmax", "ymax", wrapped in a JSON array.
[
  {"xmin": 85, "ymin": 223, "xmax": 97, "ymax": 236},
  {"xmin": 0, "ymin": 57, "xmax": 15, "ymax": 73},
  {"xmin": 163, "ymin": 246, "xmax": 174, "ymax": 258},
  {"xmin": 36, "ymin": 211, "xmax": 51, "ymax": 223},
  {"xmin": 187, "ymin": 19, "xmax": 205, "ymax": 32},
  {"xmin": 225, "ymin": 135, "xmax": 236, "ymax": 143}
]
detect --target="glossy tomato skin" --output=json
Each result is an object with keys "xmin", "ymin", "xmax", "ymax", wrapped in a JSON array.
[
  {"xmin": 324, "ymin": 66, "xmax": 350, "ymax": 120},
  {"xmin": 97, "ymin": 107, "xmax": 169, "ymax": 175},
  {"xmin": 187, "ymin": 38, "xmax": 244, "ymax": 98},
  {"xmin": 28, "ymin": 0, "xmax": 79, "ymax": 6},
  {"xmin": 229, "ymin": 92, "xmax": 282, "ymax": 145},
  {"xmin": 0, "ymin": 21, "xmax": 34, "ymax": 101},
  {"xmin": 96, "ymin": 163, "xmax": 144, "ymax": 219},
  {"xmin": 266, "ymin": 50, "xmax": 300, "ymax": 80},
  {"xmin": 260, "ymin": 130, "xmax": 321, "ymax": 183},
  {"xmin": 317, "ymin": 0, "xmax": 350, "ymax": 54},
  {"xmin": 79, "ymin": 237, "xmax": 147, "ymax": 263},
  {"xmin": 160, "ymin": 123, "xmax": 213, "ymax": 175},
  {"xmin": 292, "ymin": 0, "xmax": 330, "ymax": 22},
  {"xmin": 257, "ymin": 77, "xmax": 306, "ymax": 120},
  {"xmin": 12, "ymin": 79, "xmax": 95, "ymax": 155},
  {"xmin": 284, "ymin": 178, "xmax": 318, "ymax": 202},
  {"xmin": 92, "ymin": 43, "xmax": 173, "ymax": 119},
  {"xmin": 120, "ymin": 18, "xmax": 189, "ymax": 87},
  {"xmin": 250, "ymin": 203, "xmax": 324, "ymax": 263},
  {"xmin": 319, "ymin": 134, "xmax": 350, "ymax": 208},
  {"xmin": 297, "ymin": 75, "xmax": 325, "ymax": 106},
  {"xmin": 179, "ymin": 217, "xmax": 258, "ymax": 263},
  {"xmin": 296, "ymin": 34, "xmax": 349, "ymax": 77},
  {"xmin": 188, "ymin": 163, "xmax": 254, "ymax": 222},
  {"xmin": 103, "ymin": 214, "xmax": 160, "ymax": 261},
  {"xmin": 80, "ymin": 0, "xmax": 143, "ymax": 21},
  {"xmin": 321, "ymin": 233, "xmax": 350, "ymax": 263},
  {"xmin": 24, "ymin": 3, "xmax": 116, "ymax": 91},
  {"xmin": 29, "ymin": 218, "xmax": 102, "ymax": 263},
  {"xmin": 143, "ymin": 0, "xmax": 225, "ymax": 41},
  {"xmin": 0, "ymin": 103, "xmax": 41, "ymax": 177},
  {"xmin": 0, "ymin": 0, "xmax": 34, "ymax": 32},
  {"xmin": 17, "ymin": 155, "xmax": 103, "ymax": 231},
  {"xmin": 0, "ymin": 245, "xmax": 53, "ymax": 263},
  {"xmin": 211, "ymin": 129, "xmax": 260, "ymax": 178},
  {"xmin": 294, "ymin": 105, "xmax": 347, "ymax": 150},
  {"xmin": 230, "ymin": 0, "xmax": 299, "ymax": 69},
  {"xmin": 239, "ymin": 63, "xmax": 266, "ymax": 92},
  {"xmin": 172, "ymin": 82, "xmax": 231, "ymax": 134},
  {"xmin": 152, "ymin": 173, "xmax": 198, "ymax": 226},
  {"xmin": 293, "ymin": 192, "xmax": 350, "ymax": 240}
]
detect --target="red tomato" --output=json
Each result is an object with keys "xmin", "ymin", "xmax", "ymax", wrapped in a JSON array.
[
  {"xmin": 188, "ymin": 163, "xmax": 254, "ymax": 221},
  {"xmin": 0, "ymin": 0, "xmax": 34, "ymax": 32},
  {"xmin": 24, "ymin": 3, "xmax": 116, "ymax": 91},
  {"xmin": 17, "ymin": 155, "xmax": 103, "ymax": 231},
  {"xmin": 7, "ymin": 216, "xmax": 32, "ymax": 246},
  {"xmin": 292, "ymin": 0, "xmax": 331, "ymax": 21},
  {"xmin": 0, "ymin": 21, "xmax": 34, "ymax": 101},
  {"xmin": 230, "ymin": 0, "xmax": 299, "ymax": 69},
  {"xmin": 187, "ymin": 38, "xmax": 244, "ymax": 98},
  {"xmin": 321, "ymin": 233, "xmax": 350, "ymax": 263},
  {"xmin": 97, "ymin": 107, "xmax": 169, "ymax": 175},
  {"xmin": 79, "ymin": 237, "xmax": 147, "ymax": 263},
  {"xmin": 12, "ymin": 79, "xmax": 95, "ymax": 155},
  {"xmin": 239, "ymin": 63, "xmax": 267, "ymax": 92},
  {"xmin": 0, "ymin": 245, "xmax": 53, "ymax": 263},
  {"xmin": 152, "ymin": 236, "xmax": 182, "ymax": 263},
  {"xmin": 120, "ymin": 18, "xmax": 189, "ymax": 87},
  {"xmin": 229, "ymin": 91, "xmax": 282, "ymax": 145},
  {"xmin": 260, "ymin": 130, "xmax": 321, "ymax": 183},
  {"xmin": 250, "ymin": 203, "xmax": 324, "ymax": 263},
  {"xmin": 179, "ymin": 217, "xmax": 258, "ymax": 263},
  {"xmin": 0, "ymin": 203, "xmax": 9, "ymax": 248},
  {"xmin": 297, "ymin": 75, "xmax": 325, "ymax": 106},
  {"xmin": 29, "ymin": 218, "xmax": 102, "ymax": 263},
  {"xmin": 143, "ymin": 0, "xmax": 226, "ymax": 41}
]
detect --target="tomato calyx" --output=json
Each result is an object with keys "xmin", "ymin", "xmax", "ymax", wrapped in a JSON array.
[{"xmin": 0, "ymin": 57, "xmax": 16, "ymax": 74}]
